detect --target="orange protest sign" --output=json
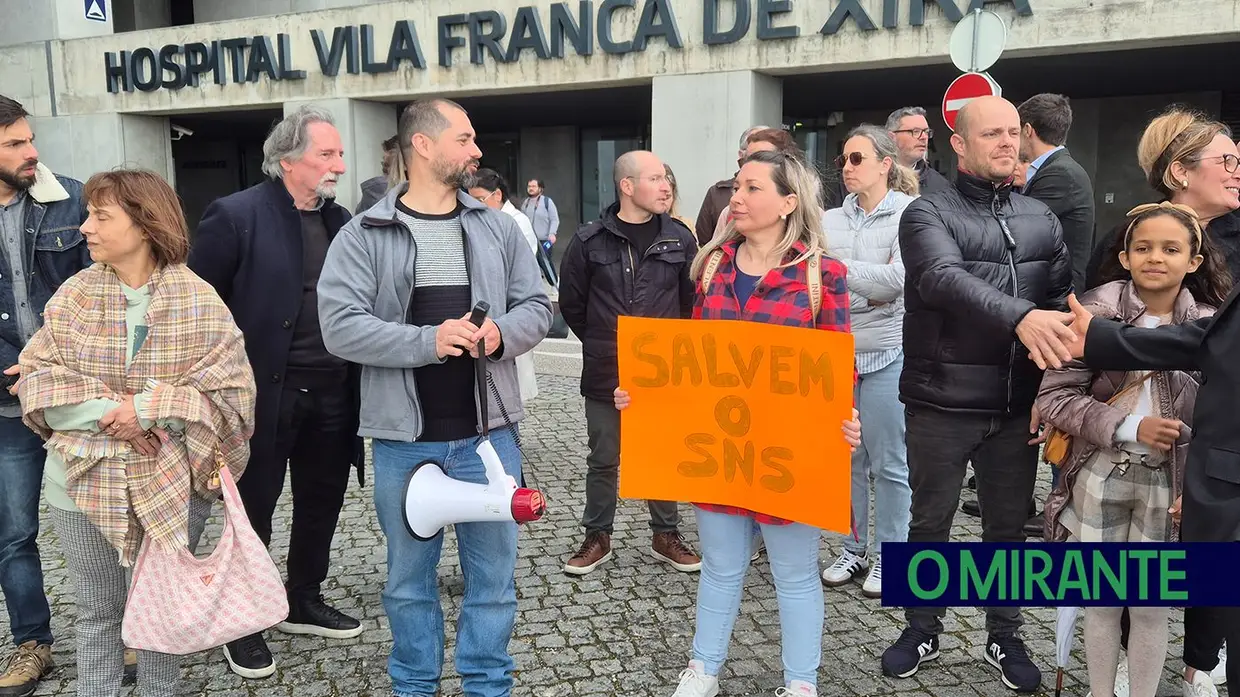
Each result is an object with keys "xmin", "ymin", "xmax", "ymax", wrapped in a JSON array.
[{"xmin": 617, "ymin": 316, "xmax": 855, "ymax": 533}]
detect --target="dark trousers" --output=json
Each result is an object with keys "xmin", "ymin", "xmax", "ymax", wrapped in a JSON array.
[
  {"xmin": 238, "ymin": 383, "xmax": 354, "ymax": 600},
  {"xmin": 581, "ymin": 398, "xmax": 678, "ymax": 535},
  {"xmin": 1183, "ymin": 606, "xmax": 1234, "ymax": 683},
  {"xmin": 903, "ymin": 407, "xmax": 1039, "ymax": 637}
]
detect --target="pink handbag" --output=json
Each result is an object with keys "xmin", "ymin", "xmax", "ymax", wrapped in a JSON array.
[{"xmin": 121, "ymin": 461, "xmax": 289, "ymax": 655}]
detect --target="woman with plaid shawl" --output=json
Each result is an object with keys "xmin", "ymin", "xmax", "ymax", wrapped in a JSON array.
[
  {"xmin": 13, "ymin": 169, "xmax": 256, "ymax": 697},
  {"xmin": 1036, "ymin": 202, "xmax": 1232, "ymax": 697},
  {"xmin": 614, "ymin": 150, "xmax": 862, "ymax": 697}
]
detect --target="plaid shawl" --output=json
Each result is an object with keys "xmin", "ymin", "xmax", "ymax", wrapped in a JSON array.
[{"xmin": 18, "ymin": 263, "xmax": 256, "ymax": 565}]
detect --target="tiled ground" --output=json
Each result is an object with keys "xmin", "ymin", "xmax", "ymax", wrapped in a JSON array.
[{"xmin": 7, "ymin": 374, "xmax": 1211, "ymax": 696}]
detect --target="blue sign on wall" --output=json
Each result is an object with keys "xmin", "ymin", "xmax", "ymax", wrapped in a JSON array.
[{"xmin": 85, "ymin": 0, "xmax": 106, "ymax": 22}]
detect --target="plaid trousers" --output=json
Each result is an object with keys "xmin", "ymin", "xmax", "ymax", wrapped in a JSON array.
[
  {"xmin": 50, "ymin": 494, "xmax": 213, "ymax": 697},
  {"xmin": 1060, "ymin": 449, "xmax": 1171, "ymax": 544}
]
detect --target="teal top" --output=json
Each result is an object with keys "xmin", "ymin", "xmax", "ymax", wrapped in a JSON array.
[{"xmin": 42, "ymin": 283, "xmax": 185, "ymax": 512}]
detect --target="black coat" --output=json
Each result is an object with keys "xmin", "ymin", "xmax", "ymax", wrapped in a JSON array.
[
  {"xmin": 899, "ymin": 170, "xmax": 1073, "ymax": 416},
  {"xmin": 1083, "ymin": 285, "xmax": 1240, "ymax": 542},
  {"xmin": 355, "ymin": 175, "xmax": 388, "ymax": 216},
  {"xmin": 187, "ymin": 179, "xmax": 365, "ymax": 482},
  {"xmin": 1023, "ymin": 149, "xmax": 1096, "ymax": 293},
  {"xmin": 558, "ymin": 203, "xmax": 698, "ymax": 401}
]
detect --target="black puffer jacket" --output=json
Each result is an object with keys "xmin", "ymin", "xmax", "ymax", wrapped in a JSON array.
[
  {"xmin": 558, "ymin": 203, "xmax": 698, "ymax": 401},
  {"xmin": 900, "ymin": 171, "xmax": 1072, "ymax": 415}
]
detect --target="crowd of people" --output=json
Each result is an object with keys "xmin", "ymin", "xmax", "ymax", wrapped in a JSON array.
[{"xmin": 0, "ymin": 83, "xmax": 1237, "ymax": 697}]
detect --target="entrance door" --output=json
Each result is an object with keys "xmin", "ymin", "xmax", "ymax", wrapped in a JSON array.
[
  {"xmin": 580, "ymin": 127, "xmax": 649, "ymax": 222},
  {"xmin": 477, "ymin": 133, "xmax": 521, "ymax": 197}
]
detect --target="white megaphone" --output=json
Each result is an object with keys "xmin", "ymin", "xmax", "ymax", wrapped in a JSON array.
[{"xmin": 402, "ymin": 301, "xmax": 548, "ymax": 541}]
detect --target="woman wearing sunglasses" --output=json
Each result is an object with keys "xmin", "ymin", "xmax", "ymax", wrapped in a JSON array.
[{"xmin": 818, "ymin": 125, "xmax": 919, "ymax": 599}]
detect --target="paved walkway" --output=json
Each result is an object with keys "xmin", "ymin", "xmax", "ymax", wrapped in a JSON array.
[{"xmin": 10, "ymin": 372, "xmax": 1204, "ymax": 696}]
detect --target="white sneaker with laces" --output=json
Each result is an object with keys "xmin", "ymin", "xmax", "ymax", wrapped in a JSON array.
[
  {"xmin": 1210, "ymin": 645, "xmax": 1226, "ymax": 685},
  {"xmin": 671, "ymin": 660, "xmax": 719, "ymax": 697},
  {"xmin": 821, "ymin": 549, "xmax": 868, "ymax": 587},
  {"xmin": 862, "ymin": 557, "xmax": 882, "ymax": 598},
  {"xmin": 1114, "ymin": 655, "xmax": 1130, "ymax": 697},
  {"xmin": 774, "ymin": 680, "xmax": 816, "ymax": 696},
  {"xmin": 1184, "ymin": 669, "xmax": 1220, "ymax": 697}
]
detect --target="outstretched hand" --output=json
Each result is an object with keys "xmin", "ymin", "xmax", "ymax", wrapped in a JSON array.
[
  {"xmin": 1016, "ymin": 309, "xmax": 1077, "ymax": 370},
  {"xmin": 1065, "ymin": 293, "xmax": 1092, "ymax": 359}
]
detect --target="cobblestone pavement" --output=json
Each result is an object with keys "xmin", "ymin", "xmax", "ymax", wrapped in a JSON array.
[{"xmin": 9, "ymin": 374, "xmax": 1209, "ymax": 697}]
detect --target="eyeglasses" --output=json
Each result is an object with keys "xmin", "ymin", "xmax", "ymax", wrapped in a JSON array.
[
  {"xmin": 834, "ymin": 152, "xmax": 872, "ymax": 169},
  {"xmin": 893, "ymin": 128, "xmax": 934, "ymax": 139},
  {"xmin": 1192, "ymin": 153, "xmax": 1240, "ymax": 174}
]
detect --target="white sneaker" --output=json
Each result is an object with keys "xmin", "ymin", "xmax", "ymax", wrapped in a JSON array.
[
  {"xmin": 751, "ymin": 531, "xmax": 765, "ymax": 562},
  {"xmin": 774, "ymin": 680, "xmax": 816, "ymax": 696},
  {"xmin": 1211, "ymin": 645, "xmax": 1226, "ymax": 685},
  {"xmin": 671, "ymin": 660, "xmax": 719, "ymax": 697},
  {"xmin": 1184, "ymin": 669, "xmax": 1220, "ymax": 697},
  {"xmin": 1114, "ymin": 655, "xmax": 1130, "ymax": 697},
  {"xmin": 862, "ymin": 557, "xmax": 882, "ymax": 598},
  {"xmin": 821, "ymin": 549, "xmax": 868, "ymax": 587}
]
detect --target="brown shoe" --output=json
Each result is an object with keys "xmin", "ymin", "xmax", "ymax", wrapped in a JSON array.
[
  {"xmin": 564, "ymin": 531, "xmax": 612, "ymax": 575},
  {"xmin": 0, "ymin": 641, "xmax": 53, "ymax": 697},
  {"xmin": 123, "ymin": 648, "xmax": 137, "ymax": 685},
  {"xmin": 652, "ymin": 531, "xmax": 702, "ymax": 572}
]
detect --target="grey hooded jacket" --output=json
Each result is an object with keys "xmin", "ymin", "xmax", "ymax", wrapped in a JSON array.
[
  {"xmin": 823, "ymin": 189, "xmax": 916, "ymax": 353},
  {"xmin": 317, "ymin": 186, "xmax": 552, "ymax": 442}
]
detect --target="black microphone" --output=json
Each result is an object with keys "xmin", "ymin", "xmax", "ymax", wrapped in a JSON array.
[{"xmin": 469, "ymin": 301, "xmax": 490, "ymax": 329}]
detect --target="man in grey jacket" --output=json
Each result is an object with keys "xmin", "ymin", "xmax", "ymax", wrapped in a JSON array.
[{"xmin": 317, "ymin": 98, "xmax": 551, "ymax": 697}]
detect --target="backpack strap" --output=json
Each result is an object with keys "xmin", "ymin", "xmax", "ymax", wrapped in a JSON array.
[
  {"xmin": 807, "ymin": 252, "xmax": 822, "ymax": 325},
  {"xmin": 700, "ymin": 248, "xmax": 725, "ymax": 292}
]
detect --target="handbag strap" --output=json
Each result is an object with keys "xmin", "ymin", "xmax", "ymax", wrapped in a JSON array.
[{"xmin": 1104, "ymin": 371, "xmax": 1155, "ymax": 406}]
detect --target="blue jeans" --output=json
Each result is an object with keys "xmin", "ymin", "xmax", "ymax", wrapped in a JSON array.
[
  {"xmin": 373, "ymin": 427, "xmax": 521, "ymax": 697},
  {"xmin": 692, "ymin": 508, "xmax": 823, "ymax": 686},
  {"xmin": 0, "ymin": 415, "xmax": 54, "ymax": 646},
  {"xmin": 844, "ymin": 356, "xmax": 911, "ymax": 560}
]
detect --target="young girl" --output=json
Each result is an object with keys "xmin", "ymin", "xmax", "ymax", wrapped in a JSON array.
[
  {"xmin": 1036, "ymin": 201, "xmax": 1232, "ymax": 697},
  {"xmin": 614, "ymin": 149, "xmax": 861, "ymax": 697}
]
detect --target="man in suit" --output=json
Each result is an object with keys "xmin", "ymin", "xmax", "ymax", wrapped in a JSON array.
[
  {"xmin": 189, "ymin": 105, "xmax": 365, "ymax": 680},
  {"xmin": 1018, "ymin": 94, "xmax": 1095, "ymax": 292},
  {"xmin": 1060, "ymin": 288, "xmax": 1240, "ymax": 690}
]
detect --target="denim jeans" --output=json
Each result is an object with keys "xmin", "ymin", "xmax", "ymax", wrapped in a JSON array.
[
  {"xmin": 692, "ymin": 508, "xmax": 823, "ymax": 686},
  {"xmin": 372, "ymin": 426, "xmax": 521, "ymax": 697},
  {"xmin": 0, "ymin": 415, "xmax": 54, "ymax": 646},
  {"xmin": 844, "ymin": 356, "xmax": 911, "ymax": 559}
]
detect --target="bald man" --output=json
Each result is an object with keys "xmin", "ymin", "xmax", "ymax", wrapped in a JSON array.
[
  {"xmin": 883, "ymin": 96, "xmax": 1073, "ymax": 693},
  {"xmin": 558, "ymin": 150, "xmax": 702, "ymax": 576}
]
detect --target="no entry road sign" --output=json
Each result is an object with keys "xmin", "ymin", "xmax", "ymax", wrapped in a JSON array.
[{"xmin": 942, "ymin": 72, "xmax": 1001, "ymax": 132}]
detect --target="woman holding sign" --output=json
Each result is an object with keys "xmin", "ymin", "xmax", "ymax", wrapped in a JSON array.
[{"xmin": 614, "ymin": 149, "xmax": 862, "ymax": 697}]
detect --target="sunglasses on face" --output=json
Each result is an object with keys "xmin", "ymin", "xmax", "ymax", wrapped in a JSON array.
[{"xmin": 834, "ymin": 152, "xmax": 872, "ymax": 169}]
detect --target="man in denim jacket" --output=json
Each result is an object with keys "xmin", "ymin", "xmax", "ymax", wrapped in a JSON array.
[{"xmin": 0, "ymin": 94, "xmax": 90, "ymax": 697}]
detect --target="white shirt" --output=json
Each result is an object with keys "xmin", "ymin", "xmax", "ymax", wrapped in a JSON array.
[{"xmin": 502, "ymin": 200, "xmax": 539, "ymax": 258}]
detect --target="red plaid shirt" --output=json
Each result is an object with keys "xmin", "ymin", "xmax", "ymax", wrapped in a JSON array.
[{"xmin": 693, "ymin": 238, "xmax": 852, "ymax": 526}]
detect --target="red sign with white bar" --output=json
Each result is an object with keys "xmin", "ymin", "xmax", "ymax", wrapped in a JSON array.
[{"xmin": 942, "ymin": 72, "xmax": 1001, "ymax": 132}]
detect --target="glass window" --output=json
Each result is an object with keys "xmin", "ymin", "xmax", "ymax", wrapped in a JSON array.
[{"xmin": 580, "ymin": 127, "xmax": 648, "ymax": 223}]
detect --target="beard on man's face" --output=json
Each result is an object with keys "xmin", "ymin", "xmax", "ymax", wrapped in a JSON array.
[
  {"xmin": 0, "ymin": 159, "xmax": 38, "ymax": 191},
  {"xmin": 434, "ymin": 157, "xmax": 479, "ymax": 190}
]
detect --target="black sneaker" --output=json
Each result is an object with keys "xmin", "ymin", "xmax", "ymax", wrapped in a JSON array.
[
  {"xmin": 222, "ymin": 632, "xmax": 276, "ymax": 680},
  {"xmin": 961, "ymin": 499, "xmax": 982, "ymax": 517},
  {"xmin": 984, "ymin": 634, "xmax": 1042, "ymax": 692},
  {"xmin": 881, "ymin": 627, "xmax": 940, "ymax": 678},
  {"xmin": 276, "ymin": 595, "xmax": 364, "ymax": 639}
]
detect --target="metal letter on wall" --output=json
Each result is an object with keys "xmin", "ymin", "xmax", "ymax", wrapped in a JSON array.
[
  {"xmin": 755, "ymin": 0, "xmax": 798, "ymax": 40},
  {"xmin": 219, "ymin": 37, "xmax": 251, "ymax": 83},
  {"xmin": 104, "ymin": 50, "xmax": 131, "ymax": 93},
  {"xmin": 633, "ymin": 0, "xmax": 682, "ymax": 51},
  {"xmin": 360, "ymin": 24, "xmax": 394, "ymax": 73},
  {"xmin": 438, "ymin": 14, "xmax": 468, "ymax": 67},
  {"xmin": 277, "ymin": 33, "xmax": 307, "ymax": 79},
  {"xmin": 597, "ymin": 0, "xmax": 636, "ymax": 54},
  {"xmin": 182, "ymin": 42, "xmax": 213, "ymax": 87},
  {"xmin": 703, "ymin": 0, "xmax": 751, "ymax": 46},
  {"xmin": 468, "ymin": 11, "xmax": 510, "ymax": 64},
  {"xmin": 908, "ymin": 0, "xmax": 963, "ymax": 26},
  {"xmin": 387, "ymin": 20, "xmax": 427, "ymax": 70},
  {"xmin": 246, "ymin": 35, "xmax": 280, "ymax": 82},
  {"xmin": 549, "ymin": 1, "xmax": 594, "ymax": 58},
  {"xmin": 507, "ymin": 7, "xmax": 551, "ymax": 61},
  {"xmin": 158, "ymin": 44, "xmax": 186, "ymax": 90},
  {"xmin": 821, "ymin": 0, "xmax": 878, "ymax": 34},
  {"xmin": 131, "ymin": 47, "xmax": 160, "ymax": 92}
]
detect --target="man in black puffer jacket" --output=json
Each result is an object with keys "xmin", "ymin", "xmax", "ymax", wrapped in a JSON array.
[
  {"xmin": 881, "ymin": 96, "xmax": 1075, "ymax": 694},
  {"xmin": 558, "ymin": 150, "xmax": 702, "ymax": 577}
]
